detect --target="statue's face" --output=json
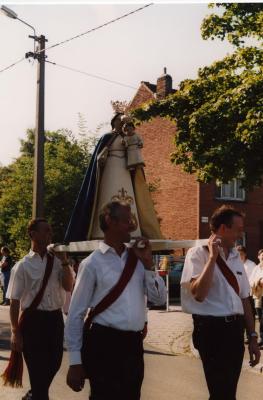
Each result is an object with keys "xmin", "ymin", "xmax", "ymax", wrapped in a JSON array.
[{"xmin": 113, "ymin": 116, "xmax": 123, "ymax": 132}]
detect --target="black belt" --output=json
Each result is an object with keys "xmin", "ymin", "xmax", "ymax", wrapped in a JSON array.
[
  {"xmin": 24, "ymin": 308, "xmax": 62, "ymax": 315},
  {"xmin": 91, "ymin": 323, "xmax": 142, "ymax": 336},
  {"xmin": 193, "ymin": 314, "xmax": 243, "ymax": 323}
]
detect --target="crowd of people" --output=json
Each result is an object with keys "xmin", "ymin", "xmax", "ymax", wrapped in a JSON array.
[
  {"xmin": 2, "ymin": 201, "xmax": 166, "ymax": 400},
  {"xmin": 1, "ymin": 112, "xmax": 263, "ymax": 400},
  {"xmin": 1, "ymin": 204, "xmax": 263, "ymax": 400},
  {"xmin": 237, "ymin": 245, "xmax": 263, "ymax": 347}
]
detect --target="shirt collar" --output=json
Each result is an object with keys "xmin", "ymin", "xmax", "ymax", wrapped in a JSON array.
[
  {"xmin": 99, "ymin": 241, "xmax": 128, "ymax": 255},
  {"xmin": 28, "ymin": 249, "xmax": 37, "ymax": 258},
  {"xmin": 229, "ymin": 247, "xmax": 240, "ymax": 259},
  {"xmin": 99, "ymin": 241, "xmax": 112, "ymax": 254},
  {"xmin": 28, "ymin": 249, "xmax": 47, "ymax": 259},
  {"xmin": 219, "ymin": 246, "xmax": 239, "ymax": 260}
]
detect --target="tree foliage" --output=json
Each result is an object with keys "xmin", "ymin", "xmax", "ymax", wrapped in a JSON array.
[
  {"xmin": 0, "ymin": 129, "xmax": 95, "ymax": 259},
  {"xmin": 201, "ymin": 3, "xmax": 263, "ymax": 46},
  {"xmin": 133, "ymin": 3, "xmax": 263, "ymax": 188}
]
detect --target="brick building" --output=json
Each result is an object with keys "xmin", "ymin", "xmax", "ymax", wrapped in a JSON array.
[{"xmin": 129, "ymin": 70, "xmax": 263, "ymax": 261}]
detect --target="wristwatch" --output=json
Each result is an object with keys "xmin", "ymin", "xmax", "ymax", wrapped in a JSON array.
[{"xmin": 249, "ymin": 332, "xmax": 258, "ymax": 339}]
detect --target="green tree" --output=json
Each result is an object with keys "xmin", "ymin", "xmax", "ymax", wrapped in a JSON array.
[
  {"xmin": 0, "ymin": 128, "xmax": 93, "ymax": 258},
  {"xmin": 201, "ymin": 3, "xmax": 263, "ymax": 46},
  {"xmin": 133, "ymin": 3, "xmax": 263, "ymax": 188}
]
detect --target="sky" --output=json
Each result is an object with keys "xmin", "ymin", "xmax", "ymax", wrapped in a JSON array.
[{"xmin": 0, "ymin": 1, "xmax": 237, "ymax": 166}]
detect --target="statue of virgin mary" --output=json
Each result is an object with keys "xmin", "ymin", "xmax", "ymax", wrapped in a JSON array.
[{"xmin": 64, "ymin": 112, "xmax": 162, "ymax": 242}]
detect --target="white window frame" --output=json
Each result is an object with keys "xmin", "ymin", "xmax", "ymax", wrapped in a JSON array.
[
  {"xmin": 217, "ymin": 178, "xmax": 245, "ymax": 201},
  {"xmin": 236, "ymin": 232, "xmax": 246, "ymax": 247}
]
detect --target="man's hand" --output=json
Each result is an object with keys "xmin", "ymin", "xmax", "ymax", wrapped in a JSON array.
[
  {"xmin": 248, "ymin": 338, "xmax": 261, "ymax": 367},
  {"xmin": 11, "ymin": 330, "xmax": 23, "ymax": 353},
  {"xmin": 48, "ymin": 244, "xmax": 69, "ymax": 264},
  {"xmin": 133, "ymin": 238, "xmax": 153, "ymax": 270},
  {"xmin": 207, "ymin": 234, "xmax": 221, "ymax": 262},
  {"xmin": 66, "ymin": 364, "xmax": 86, "ymax": 392},
  {"xmin": 141, "ymin": 322, "xmax": 148, "ymax": 340}
]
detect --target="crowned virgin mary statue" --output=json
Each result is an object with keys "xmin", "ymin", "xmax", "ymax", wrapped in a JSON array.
[{"xmin": 64, "ymin": 105, "xmax": 162, "ymax": 243}]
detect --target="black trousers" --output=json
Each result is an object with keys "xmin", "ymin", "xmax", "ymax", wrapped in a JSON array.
[
  {"xmin": 192, "ymin": 315, "xmax": 245, "ymax": 400},
  {"xmin": 85, "ymin": 323, "xmax": 144, "ymax": 400},
  {"xmin": 21, "ymin": 309, "xmax": 64, "ymax": 400},
  {"xmin": 255, "ymin": 297, "xmax": 263, "ymax": 341}
]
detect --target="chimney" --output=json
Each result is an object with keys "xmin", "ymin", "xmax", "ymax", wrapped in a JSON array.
[{"xmin": 156, "ymin": 67, "xmax": 173, "ymax": 100}]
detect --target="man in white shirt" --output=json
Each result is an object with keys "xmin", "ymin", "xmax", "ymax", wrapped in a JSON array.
[
  {"xmin": 236, "ymin": 245, "xmax": 257, "ymax": 343},
  {"xmin": 6, "ymin": 218, "xmax": 74, "ymax": 400},
  {"xmin": 65, "ymin": 200, "xmax": 166, "ymax": 400},
  {"xmin": 181, "ymin": 205, "xmax": 260, "ymax": 400},
  {"xmin": 249, "ymin": 249, "xmax": 263, "ymax": 347},
  {"xmin": 236, "ymin": 245, "xmax": 256, "ymax": 281}
]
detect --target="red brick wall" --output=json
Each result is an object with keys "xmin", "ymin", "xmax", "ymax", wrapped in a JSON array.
[
  {"xmin": 136, "ymin": 117, "xmax": 199, "ymax": 240},
  {"xmin": 129, "ymin": 80, "xmax": 263, "ymax": 258}
]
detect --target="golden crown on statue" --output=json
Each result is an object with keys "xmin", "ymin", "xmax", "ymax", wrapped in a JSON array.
[{"xmin": 111, "ymin": 100, "xmax": 129, "ymax": 114}]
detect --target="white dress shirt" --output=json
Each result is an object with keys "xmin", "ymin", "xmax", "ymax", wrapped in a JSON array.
[
  {"xmin": 65, "ymin": 242, "xmax": 166, "ymax": 365},
  {"xmin": 249, "ymin": 264, "xmax": 263, "ymax": 287},
  {"xmin": 181, "ymin": 246, "xmax": 250, "ymax": 316},
  {"xmin": 243, "ymin": 259, "xmax": 257, "ymax": 283},
  {"xmin": 249, "ymin": 264, "xmax": 263, "ymax": 309},
  {"xmin": 6, "ymin": 250, "xmax": 67, "ymax": 311}
]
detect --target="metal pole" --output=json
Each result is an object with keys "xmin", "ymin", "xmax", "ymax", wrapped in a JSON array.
[
  {"xmin": 32, "ymin": 35, "xmax": 47, "ymax": 218},
  {"xmin": 166, "ymin": 272, "xmax": 169, "ymax": 312}
]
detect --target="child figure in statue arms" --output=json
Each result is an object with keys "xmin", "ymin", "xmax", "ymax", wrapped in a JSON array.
[{"xmin": 121, "ymin": 117, "xmax": 145, "ymax": 170}]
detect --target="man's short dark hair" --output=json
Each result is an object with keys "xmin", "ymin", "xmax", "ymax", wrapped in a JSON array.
[
  {"xmin": 236, "ymin": 245, "xmax": 247, "ymax": 254},
  {"xmin": 209, "ymin": 205, "xmax": 244, "ymax": 233},
  {"xmin": 1, "ymin": 246, "xmax": 10, "ymax": 254},
  {"xmin": 99, "ymin": 201, "xmax": 130, "ymax": 232},
  {"xmin": 27, "ymin": 218, "xmax": 48, "ymax": 238}
]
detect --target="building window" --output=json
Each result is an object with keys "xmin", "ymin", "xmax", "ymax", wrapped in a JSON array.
[
  {"xmin": 216, "ymin": 179, "xmax": 245, "ymax": 201},
  {"xmin": 236, "ymin": 232, "xmax": 246, "ymax": 247}
]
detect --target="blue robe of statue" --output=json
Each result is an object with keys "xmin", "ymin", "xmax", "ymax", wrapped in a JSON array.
[{"xmin": 64, "ymin": 133, "xmax": 114, "ymax": 243}]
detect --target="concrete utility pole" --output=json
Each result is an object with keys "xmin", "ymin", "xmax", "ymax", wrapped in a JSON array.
[
  {"xmin": 31, "ymin": 35, "xmax": 47, "ymax": 218},
  {"xmin": 0, "ymin": 5, "xmax": 48, "ymax": 218}
]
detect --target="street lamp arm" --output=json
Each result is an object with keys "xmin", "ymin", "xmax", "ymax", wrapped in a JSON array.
[
  {"xmin": 0, "ymin": 6, "xmax": 36, "ymax": 53},
  {"xmin": 16, "ymin": 17, "xmax": 36, "ymax": 37},
  {"xmin": 16, "ymin": 17, "xmax": 36, "ymax": 53}
]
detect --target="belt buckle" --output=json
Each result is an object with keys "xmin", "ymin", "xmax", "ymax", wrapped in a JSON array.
[{"xmin": 224, "ymin": 315, "xmax": 235, "ymax": 323}]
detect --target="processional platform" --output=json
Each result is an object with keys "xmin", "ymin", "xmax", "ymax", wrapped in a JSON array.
[{"xmin": 53, "ymin": 239, "xmax": 208, "ymax": 253}]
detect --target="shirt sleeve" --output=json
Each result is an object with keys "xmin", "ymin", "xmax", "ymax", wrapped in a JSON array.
[
  {"xmin": 249, "ymin": 266, "xmax": 261, "ymax": 287},
  {"xmin": 180, "ymin": 247, "xmax": 207, "ymax": 287},
  {"xmin": 64, "ymin": 257, "xmax": 96, "ymax": 366},
  {"xmin": 6, "ymin": 261, "xmax": 25, "ymax": 300},
  {"xmin": 144, "ymin": 268, "xmax": 167, "ymax": 306},
  {"xmin": 239, "ymin": 264, "xmax": 252, "ymax": 299}
]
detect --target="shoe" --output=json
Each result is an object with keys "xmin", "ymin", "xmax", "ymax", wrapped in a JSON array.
[{"xmin": 22, "ymin": 390, "xmax": 32, "ymax": 400}]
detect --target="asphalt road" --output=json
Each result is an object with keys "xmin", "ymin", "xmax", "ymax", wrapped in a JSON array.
[
  {"xmin": 1, "ymin": 304, "xmax": 263, "ymax": 400},
  {"xmin": 1, "ymin": 343, "xmax": 263, "ymax": 400}
]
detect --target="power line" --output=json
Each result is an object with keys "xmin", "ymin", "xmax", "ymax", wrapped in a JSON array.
[
  {"xmin": 46, "ymin": 60, "xmax": 137, "ymax": 90},
  {"xmin": 0, "ymin": 57, "xmax": 25, "ymax": 74},
  {"xmin": 38, "ymin": 3, "xmax": 153, "ymax": 55},
  {"xmin": 0, "ymin": 4, "xmax": 153, "ymax": 76}
]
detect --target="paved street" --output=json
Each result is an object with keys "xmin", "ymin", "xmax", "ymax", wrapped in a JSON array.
[
  {"xmin": 1, "ymin": 304, "xmax": 263, "ymax": 399},
  {"xmin": 145, "ymin": 305, "xmax": 193, "ymax": 356}
]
